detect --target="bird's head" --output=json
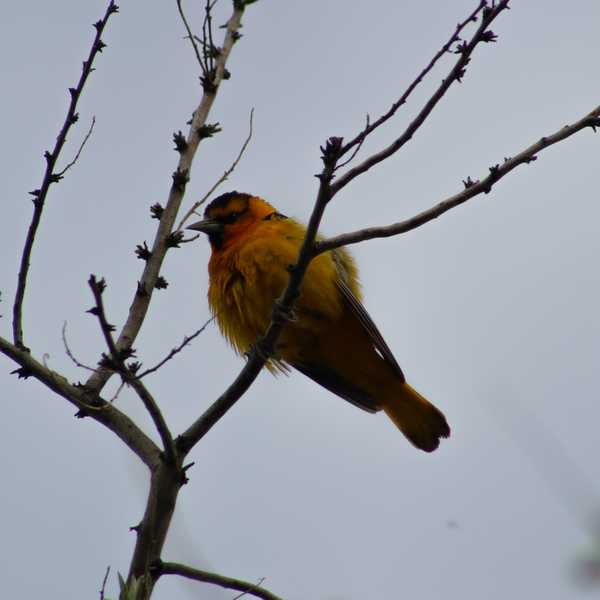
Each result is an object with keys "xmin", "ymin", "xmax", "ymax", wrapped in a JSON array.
[{"xmin": 187, "ymin": 191, "xmax": 278, "ymax": 250}]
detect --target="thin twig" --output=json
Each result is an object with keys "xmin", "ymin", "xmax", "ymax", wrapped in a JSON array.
[
  {"xmin": 83, "ymin": 2, "xmax": 245, "ymax": 398},
  {"xmin": 157, "ymin": 562, "xmax": 283, "ymax": 600},
  {"xmin": 62, "ymin": 321, "xmax": 96, "ymax": 372},
  {"xmin": 232, "ymin": 578, "xmax": 266, "ymax": 600},
  {"xmin": 177, "ymin": 107, "xmax": 254, "ymax": 230},
  {"xmin": 204, "ymin": 0, "xmax": 216, "ymax": 75},
  {"xmin": 331, "ymin": 0, "xmax": 510, "ymax": 195},
  {"xmin": 316, "ymin": 106, "xmax": 600, "ymax": 254},
  {"xmin": 176, "ymin": 0, "xmax": 205, "ymax": 72},
  {"xmin": 108, "ymin": 379, "xmax": 126, "ymax": 403},
  {"xmin": 99, "ymin": 566, "xmax": 110, "ymax": 600},
  {"xmin": 12, "ymin": 0, "xmax": 118, "ymax": 349},
  {"xmin": 334, "ymin": 113, "xmax": 369, "ymax": 171},
  {"xmin": 87, "ymin": 276, "xmax": 177, "ymax": 465},
  {"xmin": 135, "ymin": 316, "xmax": 215, "ymax": 379},
  {"xmin": 338, "ymin": 0, "xmax": 488, "ymax": 159},
  {"xmin": 57, "ymin": 116, "xmax": 96, "ymax": 177}
]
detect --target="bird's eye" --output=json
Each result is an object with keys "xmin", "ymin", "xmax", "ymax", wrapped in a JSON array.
[{"xmin": 223, "ymin": 211, "xmax": 240, "ymax": 224}]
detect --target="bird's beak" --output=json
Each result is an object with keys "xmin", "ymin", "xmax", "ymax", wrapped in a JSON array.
[{"xmin": 186, "ymin": 218, "xmax": 223, "ymax": 235}]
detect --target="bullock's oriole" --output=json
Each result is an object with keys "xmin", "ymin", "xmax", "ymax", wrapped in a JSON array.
[{"xmin": 188, "ymin": 192, "xmax": 450, "ymax": 451}]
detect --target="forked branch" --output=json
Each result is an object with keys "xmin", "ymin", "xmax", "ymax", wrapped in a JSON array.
[
  {"xmin": 331, "ymin": 0, "xmax": 510, "ymax": 195},
  {"xmin": 0, "ymin": 334, "xmax": 159, "ymax": 468},
  {"xmin": 317, "ymin": 106, "xmax": 600, "ymax": 254},
  {"xmin": 87, "ymin": 276, "xmax": 177, "ymax": 465}
]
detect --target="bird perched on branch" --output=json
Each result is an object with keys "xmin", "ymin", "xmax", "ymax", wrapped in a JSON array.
[{"xmin": 188, "ymin": 192, "xmax": 450, "ymax": 452}]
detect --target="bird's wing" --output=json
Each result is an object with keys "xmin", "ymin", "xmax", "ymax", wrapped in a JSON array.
[
  {"xmin": 336, "ymin": 278, "xmax": 406, "ymax": 382},
  {"xmin": 292, "ymin": 362, "xmax": 379, "ymax": 413}
]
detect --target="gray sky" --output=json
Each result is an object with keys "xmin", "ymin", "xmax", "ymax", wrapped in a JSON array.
[{"xmin": 2, "ymin": 1, "xmax": 599, "ymax": 599}]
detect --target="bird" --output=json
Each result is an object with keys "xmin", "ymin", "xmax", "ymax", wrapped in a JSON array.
[{"xmin": 188, "ymin": 191, "xmax": 450, "ymax": 452}]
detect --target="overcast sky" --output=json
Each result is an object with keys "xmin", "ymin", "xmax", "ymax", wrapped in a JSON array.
[{"xmin": 2, "ymin": 1, "xmax": 599, "ymax": 599}]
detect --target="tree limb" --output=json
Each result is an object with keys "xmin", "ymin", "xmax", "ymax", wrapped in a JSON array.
[
  {"xmin": 0, "ymin": 334, "xmax": 160, "ymax": 469},
  {"xmin": 316, "ymin": 106, "xmax": 600, "ymax": 254}
]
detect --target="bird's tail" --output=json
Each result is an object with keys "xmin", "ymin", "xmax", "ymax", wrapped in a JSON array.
[{"xmin": 382, "ymin": 383, "xmax": 450, "ymax": 452}]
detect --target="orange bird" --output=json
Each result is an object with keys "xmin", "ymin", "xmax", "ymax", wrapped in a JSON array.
[{"xmin": 188, "ymin": 192, "xmax": 450, "ymax": 451}]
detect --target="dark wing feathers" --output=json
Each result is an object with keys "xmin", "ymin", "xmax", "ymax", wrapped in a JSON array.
[
  {"xmin": 336, "ymin": 279, "xmax": 405, "ymax": 382},
  {"xmin": 293, "ymin": 362, "xmax": 379, "ymax": 413},
  {"xmin": 290, "ymin": 278, "xmax": 405, "ymax": 414}
]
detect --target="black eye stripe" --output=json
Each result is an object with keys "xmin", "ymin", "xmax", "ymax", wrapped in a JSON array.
[{"xmin": 222, "ymin": 212, "xmax": 239, "ymax": 224}]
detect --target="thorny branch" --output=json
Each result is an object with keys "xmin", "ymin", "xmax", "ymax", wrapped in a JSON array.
[
  {"xmin": 82, "ymin": 1, "xmax": 245, "ymax": 398},
  {"xmin": 155, "ymin": 561, "xmax": 283, "ymax": 600},
  {"xmin": 12, "ymin": 0, "xmax": 118, "ymax": 349}
]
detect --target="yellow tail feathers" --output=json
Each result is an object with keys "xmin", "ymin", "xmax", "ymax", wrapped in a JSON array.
[{"xmin": 382, "ymin": 383, "xmax": 450, "ymax": 452}]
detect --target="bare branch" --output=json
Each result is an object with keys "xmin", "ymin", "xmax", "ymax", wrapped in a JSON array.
[
  {"xmin": 57, "ymin": 116, "xmax": 96, "ymax": 177},
  {"xmin": 0, "ymin": 334, "xmax": 160, "ymax": 469},
  {"xmin": 87, "ymin": 276, "xmax": 177, "ymax": 465},
  {"xmin": 156, "ymin": 561, "xmax": 283, "ymax": 600},
  {"xmin": 12, "ymin": 0, "xmax": 119, "ymax": 349},
  {"xmin": 317, "ymin": 106, "xmax": 600, "ymax": 254},
  {"xmin": 331, "ymin": 0, "xmax": 510, "ymax": 195},
  {"xmin": 83, "ymin": 2, "xmax": 246, "ymax": 397},
  {"xmin": 135, "ymin": 316, "xmax": 215, "ymax": 379},
  {"xmin": 178, "ymin": 107, "xmax": 255, "ymax": 229},
  {"xmin": 128, "ymin": 377, "xmax": 177, "ymax": 465}
]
